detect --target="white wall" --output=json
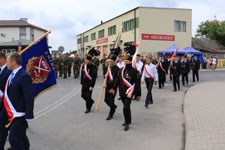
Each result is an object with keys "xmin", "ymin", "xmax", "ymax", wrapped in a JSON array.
[{"xmin": 0, "ymin": 27, "xmax": 19, "ymax": 43}]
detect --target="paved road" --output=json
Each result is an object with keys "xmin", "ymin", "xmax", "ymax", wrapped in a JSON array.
[{"xmin": 5, "ymin": 69, "xmax": 225, "ymax": 150}]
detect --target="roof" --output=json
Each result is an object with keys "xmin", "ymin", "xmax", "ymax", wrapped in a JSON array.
[
  {"xmin": 0, "ymin": 19, "xmax": 47, "ymax": 32},
  {"xmin": 192, "ymin": 38, "xmax": 225, "ymax": 53},
  {"xmin": 0, "ymin": 39, "xmax": 32, "ymax": 46},
  {"xmin": 77, "ymin": 7, "xmax": 192, "ymax": 36}
]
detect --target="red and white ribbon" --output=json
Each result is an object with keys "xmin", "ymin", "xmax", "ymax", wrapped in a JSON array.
[
  {"xmin": 4, "ymin": 79, "xmax": 25, "ymax": 123},
  {"xmin": 121, "ymin": 68, "xmax": 135, "ymax": 98},
  {"xmin": 84, "ymin": 64, "xmax": 92, "ymax": 81},
  {"xmin": 108, "ymin": 66, "xmax": 113, "ymax": 82},
  {"xmin": 144, "ymin": 65, "xmax": 155, "ymax": 80}
]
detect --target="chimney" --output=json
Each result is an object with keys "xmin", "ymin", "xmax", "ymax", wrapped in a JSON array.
[
  {"xmin": 101, "ymin": 20, "xmax": 103, "ymax": 24},
  {"xmin": 20, "ymin": 18, "xmax": 28, "ymax": 22}
]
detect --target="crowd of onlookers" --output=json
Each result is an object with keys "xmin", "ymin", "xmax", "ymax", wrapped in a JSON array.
[{"xmin": 202, "ymin": 56, "xmax": 218, "ymax": 71}]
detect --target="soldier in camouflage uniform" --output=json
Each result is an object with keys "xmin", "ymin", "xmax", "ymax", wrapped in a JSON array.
[
  {"xmin": 92, "ymin": 55, "xmax": 100, "ymax": 78},
  {"xmin": 73, "ymin": 54, "xmax": 82, "ymax": 78},
  {"xmin": 53, "ymin": 53, "xmax": 59, "ymax": 78},
  {"xmin": 100, "ymin": 54, "xmax": 108, "ymax": 78},
  {"xmin": 58, "ymin": 53, "xmax": 63, "ymax": 77},
  {"xmin": 68, "ymin": 55, "xmax": 73, "ymax": 77},
  {"xmin": 62, "ymin": 54, "xmax": 69, "ymax": 78}
]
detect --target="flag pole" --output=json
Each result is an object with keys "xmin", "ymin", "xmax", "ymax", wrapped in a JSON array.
[
  {"xmin": 19, "ymin": 28, "xmax": 53, "ymax": 55},
  {"xmin": 95, "ymin": 27, "xmax": 122, "ymax": 112}
]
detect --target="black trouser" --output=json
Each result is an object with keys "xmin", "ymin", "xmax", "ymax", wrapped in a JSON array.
[
  {"xmin": 104, "ymin": 89, "xmax": 117, "ymax": 117},
  {"xmin": 145, "ymin": 78, "xmax": 154, "ymax": 105},
  {"xmin": 192, "ymin": 71, "xmax": 199, "ymax": 82},
  {"xmin": 182, "ymin": 73, "xmax": 188, "ymax": 85},
  {"xmin": 121, "ymin": 97, "xmax": 132, "ymax": 124},
  {"xmin": 81, "ymin": 87, "xmax": 94, "ymax": 111},
  {"xmin": 170, "ymin": 72, "xmax": 173, "ymax": 80},
  {"xmin": 0, "ymin": 108, "xmax": 8, "ymax": 150},
  {"xmin": 158, "ymin": 73, "xmax": 165, "ymax": 88},
  {"xmin": 68, "ymin": 65, "xmax": 72, "ymax": 77},
  {"xmin": 9, "ymin": 117, "xmax": 30, "ymax": 150},
  {"xmin": 134, "ymin": 75, "xmax": 141, "ymax": 98},
  {"xmin": 173, "ymin": 75, "xmax": 180, "ymax": 91}
]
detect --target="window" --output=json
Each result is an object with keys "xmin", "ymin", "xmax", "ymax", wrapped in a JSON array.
[
  {"xmin": 174, "ymin": 20, "xmax": 186, "ymax": 32},
  {"xmin": 20, "ymin": 27, "xmax": 26, "ymax": 39},
  {"xmin": 77, "ymin": 38, "xmax": 82, "ymax": 44},
  {"xmin": 135, "ymin": 17, "xmax": 139, "ymax": 28},
  {"xmin": 91, "ymin": 33, "xmax": 96, "ymax": 40},
  {"xmin": 30, "ymin": 28, "xmax": 34, "ymax": 41},
  {"xmin": 2, "ymin": 49, "xmax": 16, "ymax": 54},
  {"xmin": 108, "ymin": 25, "xmax": 116, "ymax": 36},
  {"xmin": 130, "ymin": 19, "xmax": 134, "ymax": 30},
  {"xmin": 84, "ymin": 36, "xmax": 89, "ymax": 43},
  {"xmin": 122, "ymin": 17, "xmax": 139, "ymax": 32},
  {"xmin": 180, "ymin": 21, "xmax": 186, "ymax": 32},
  {"xmin": 98, "ymin": 29, "xmax": 104, "ymax": 39}
]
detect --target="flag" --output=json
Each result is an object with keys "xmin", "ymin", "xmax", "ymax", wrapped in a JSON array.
[
  {"xmin": 170, "ymin": 47, "xmax": 178, "ymax": 60},
  {"xmin": 113, "ymin": 27, "xmax": 122, "ymax": 48},
  {"xmin": 21, "ymin": 37, "xmax": 57, "ymax": 98},
  {"xmin": 132, "ymin": 43, "xmax": 139, "ymax": 68}
]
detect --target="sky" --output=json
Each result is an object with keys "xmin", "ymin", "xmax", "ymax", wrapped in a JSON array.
[{"xmin": 0, "ymin": 0, "xmax": 224, "ymax": 52}]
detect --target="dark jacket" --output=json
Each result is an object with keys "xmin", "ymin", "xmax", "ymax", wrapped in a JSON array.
[
  {"xmin": 181, "ymin": 61, "xmax": 190, "ymax": 74},
  {"xmin": 171, "ymin": 61, "xmax": 181, "ymax": 77},
  {"xmin": 106, "ymin": 65, "xmax": 120, "ymax": 90},
  {"xmin": 192, "ymin": 59, "xmax": 200, "ymax": 71},
  {"xmin": 80, "ymin": 63, "xmax": 97, "ymax": 88}
]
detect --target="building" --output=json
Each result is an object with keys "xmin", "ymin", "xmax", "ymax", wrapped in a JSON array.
[
  {"xmin": 76, "ymin": 7, "xmax": 192, "ymax": 58},
  {"xmin": 0, "ymin": 18, "xmax": 47, "ymax": 54}
]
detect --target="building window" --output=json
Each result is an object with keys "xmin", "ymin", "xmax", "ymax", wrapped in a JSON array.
[
  {"xmin": 20, "ymin": 27, "xmax": 26, "ymax": 39},
  {"xmin": 122, "ymin": 17, "xmax": 139, "ymax": 32},
  {"xmin": 130, "ymin": 19, "xmax": 134, "ymax": 30},
  {"xmin": 77, "ymin": 38, "xmax": 82, "ymax": 44},
  {"xmin": 135, "ymin": 17, "xmax": 139, "ymax": 28},
  {"xmin": 98, "ymin": 29, "xmax": 104, "ymax": 39},
  {"xmin": 91, "ymin": 33, "xmax": 96, "ymax": 40},
  {"xmin": 2, "ymin": 49, "xmax": 16, "ymax": 54},
  {"xmin": 108, "ymin": 25, "xmax": 116, "ymax": 36},
  {"xmin": 174, "ymin": 20, "xmax": 186, "ymax": 32},
  {"xmin": 84, "ymin": 36, "xmax": 89, "ymax": 43},
  {"xmin": 30, "ymin": 28, "xmax": 34, "ymax": 41}
]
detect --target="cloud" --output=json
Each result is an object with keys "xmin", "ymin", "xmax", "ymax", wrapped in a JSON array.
[{"xmin": 0, "ymin": 0, "xmax": 225, "ymax": 52}]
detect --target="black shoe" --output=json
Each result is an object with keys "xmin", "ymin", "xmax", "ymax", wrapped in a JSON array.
[
  {"xmin": 145, "ymin": 104, "xmax": 148, "ymax": 108},
  {"xmin": 106, "ymin": 116, "xmax": 113, "ymax": 120},
  {"xmin": 124, "ymin": 124, "xmax": 129, "ymax": 131},
  {"xmin": 173, "ymin": 90, "xmax": 177, "ymax": 92},
  {"xmin": 159, "ymin": 87, "xmax": 161, "ymax": 89},
  {"xmin": 85, "ymin": 110, "xmax": 90, "ymax": 113},
  {"xmin": 7, "ymin": 148, "xmax": 12, "ymax": 150},
  {"xmin": 122, "ymin": 123, "xmax": 126, "ymax": 126}
]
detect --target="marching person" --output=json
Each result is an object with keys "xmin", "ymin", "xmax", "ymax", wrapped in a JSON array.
[
  {"xmin": 102, "ymin": 49, "xmax": 120, "ymax": 120},
  {"xmin": 141, "ymin": 56, "xmax": 158, "ymax": 108},
  {"xmin": 62, "ymin": 54, "xmax": 69, "ymax": 79},
  {"xmin": 113, "ymin": 44, "xmax": 137, "ymax": 131},
  {"xmin": 100, "ymin": 54, "xmax": 107, "ymax": 78},
  {"xmin": 4, "ymin": 53, "xmax": 34, "ymax": 150},
  {"xmin": 80, "ymin": 49, "xmax": 99, "ymax": 113},
  {"xmin": 133, "ymin": 54, "xmax": 143, "ymax": 101},
  {"xmin": 181, "ymin": 56, "xmax": 190, "ymax": 85},
  {"xmin": 171, "ymin": 56, "xmax": 181, "ymax": 92},
  {"xmin": 58, "ymin": 53, "xmax": 63, "ymax": 77},
  {"xmin": 0, "ymin": 52, "xmax": 12, "ymax": 150},
  {"xmin": 156, "ymin": 56, "xmax": 166, "ymax": 89},
  {"xmin": 92, "ymin": 54, "xmax": 100, "ymax": 78},
  {"xmin": 73, "ymin": 54, "xmax": 82, "ymax": 78},
  {"xmin": 191, "ymin": 56, "xmax": 200, "ymax": 82}
]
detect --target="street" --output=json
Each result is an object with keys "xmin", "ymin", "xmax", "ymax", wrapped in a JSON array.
[{"xmin": 6, "ymin": 69, "xmax": 225, "ymax": 150}]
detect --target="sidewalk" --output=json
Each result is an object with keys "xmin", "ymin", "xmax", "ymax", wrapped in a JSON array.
[{"xmin": 184, "ymin": 80, "xmax": 225, "ymax": 150}]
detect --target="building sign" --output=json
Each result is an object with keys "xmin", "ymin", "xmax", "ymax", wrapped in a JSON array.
[
  {"xmin": 142, "ymin": 34, "xmax": 175, "ymax": 41},
  {"xmin": 96, "ymin": 38, "xmax": 108, "ymax": 44}
]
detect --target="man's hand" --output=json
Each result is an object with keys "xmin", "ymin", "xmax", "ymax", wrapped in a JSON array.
[
  {"xmin": 110, "ymin": 89, "xmax": 115, "ymax": 95},
  {"xmin": 102, "ymin": 84, "xmax": 107, "ymax": 88},
  {"xmin": 105, "ymin": 74, "xmax": 108, "ymax": 78},
  {"xmin": 89, "ymin": 87, "xmax": 93, "ymax": 91},
  {"xmin": 141, "ymin": 81, "xmax": 144, "ymax": 85},
  {"xmin": 154, "ymin": 81, "xmax": 157, "ymax": 85}
]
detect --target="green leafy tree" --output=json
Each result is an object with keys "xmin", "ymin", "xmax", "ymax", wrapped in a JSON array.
[{"xmin": 196, "ymin": 20, "xmax": 225, "ymax": 46}]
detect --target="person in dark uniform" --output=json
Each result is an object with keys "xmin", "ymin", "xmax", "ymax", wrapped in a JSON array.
[
  {"xmin": 0, "ymin": 52, "xmax": 11, "ymax": 150},
  {"xmin": 191, "ymin": 56, "xmax": 200, "ymax": 82},
  {"xmin": 163, "ymin": 56, "xmax": 169, "ymax": 82},
  {"xmin": 92, "ymin": 54, "xmax": 100, "ymax": 78},
  {"xmin": 80, "ymin": 49, "xmax": 99, "ymax": 113},
  {"xmin": 181, "ymin": 56, "xmax": 190, "ymax": 85},
  {"xmin": 62, "ymin": 54, "xmax": 69, "ymax": 78},
  {"xmin": 5, "ymin": 53, "xmax": 34, "ymax": 150},
  {"xmin": 73, "ymin": 54, "xmax": 82, "ymax": 78},
  {"xmin": 102, "ymin": 48, "xmax": 120, "ymax": 120},
  {"xmin": 113, "ymin": 44, "xmax": 138, "ymax": 131},
  {"xmin": 156, "ymin": 56, "xmax": 166, "ymax": 89},
  {"xmin": 141, "ymin": 56, "xmax": 158, "ymax": 108},
  {"xmin": 171, "ymin": 56, "xmax": 181, "ymax": 92},
  {"xmin": 67, "ymin": 55, "xmax": 73, "ymax": 77}
]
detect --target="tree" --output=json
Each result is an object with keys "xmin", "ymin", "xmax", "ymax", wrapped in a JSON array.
[{"xmin": 195, "ymin": 20, "xmax": 225, "ymax": 46}]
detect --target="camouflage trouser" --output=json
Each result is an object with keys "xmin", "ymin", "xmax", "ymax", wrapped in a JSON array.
[
  {"xmin": 68, "ymin": 65, "xmax": 72, "ymax": 77},
  {"xmin": 73, "ymin": 66, "xmax": 80, "ymax": 78},
  {"xmin": 54, "ymin": 65, "xmax": 59, "ymax": 78},
  {"xmin": 63, "ymin": 66, "xmax": 68, "ymax": 78},
  {"xmin": 59, "ymin": 66, "xmax": 63, "ymax": 76}
]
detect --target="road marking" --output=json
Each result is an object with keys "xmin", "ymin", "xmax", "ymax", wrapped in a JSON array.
[{"xmin": 35, "ymin": 88, "xmax": 81, "ymax": 119}]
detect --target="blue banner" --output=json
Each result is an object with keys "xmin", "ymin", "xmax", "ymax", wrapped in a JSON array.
[{"xmin": 21, "ymin": 37, "xmax": 57, "ymax": 98}]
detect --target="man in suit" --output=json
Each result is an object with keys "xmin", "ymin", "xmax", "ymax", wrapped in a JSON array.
[
  {"xmin": 181, "ymin": 56, "xmax": 190, "ymax": 85},
  {"xmin": 171, "ymin": 56, "xmax": 181, "ymax": 92},
  {"xmin": 191, "ymin": 56, "xmax": 200, "ymax": 82},
  {"xmin": 0, "ymin": 52, "xmax": 12, "ymax": 150},
  {"xmin": 5, "ymin": 53, "xmax": 34, "ymax": 150}
]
